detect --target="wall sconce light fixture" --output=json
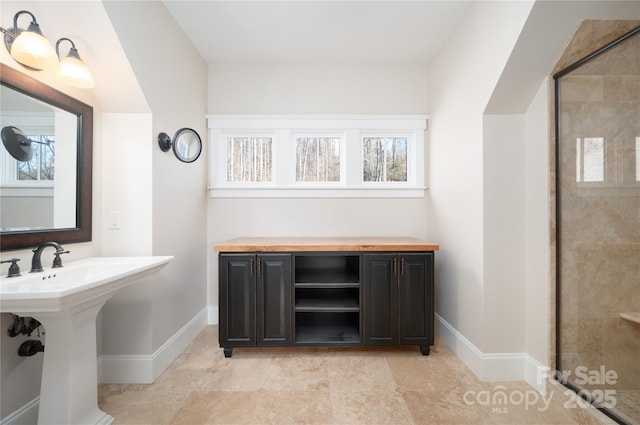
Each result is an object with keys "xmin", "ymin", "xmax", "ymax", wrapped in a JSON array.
[
  {"xmin": 158, "ymin": 128, "xmax": 202, "ymax": 163},
  {"xmin": 1, "ymin": 10, "xmax": 58, "ymax": 71},
  {"xmin": 1, "ymin": 10, "xmax": 94, "ymax": 89},
  {"xmin": 56, "ymin": 38, "xmax": 94, "ymax": 89}
]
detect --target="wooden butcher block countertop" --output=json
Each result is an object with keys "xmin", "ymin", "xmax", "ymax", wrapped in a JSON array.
[{"xmin": 214, "ymin": 237, "xmax": 439, "ymax": 252}]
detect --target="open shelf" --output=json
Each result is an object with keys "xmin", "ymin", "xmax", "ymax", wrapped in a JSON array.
[
  {"xmin": 294, "ymin": 255, "xmax": 361, "ymax": 344},
  {"xmin": 295, "ymin": 312, "xmax": 360, "ymax": 344},
  {"xmin": 295, "ymin": 288, "xmax": 359, "ymax": 312},
  {"xmin": 295, "ymin": 255, "xmax": 360, "ymax": 285}
]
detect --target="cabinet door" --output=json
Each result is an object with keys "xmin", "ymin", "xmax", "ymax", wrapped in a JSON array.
[
  {"xmin": 219, "ymin": 254, "xmax": 256, "ymax": 347},
  {"xmin": 257, "ymin": 254, "xmax": 292, "ymax": 345},
  {"xmin": 397, "ymin": 253, "xmax": 433, "ymax": 346},
  {"xmin": 363, "ymin": 254, "xmax": 398, "ymax": 345}
]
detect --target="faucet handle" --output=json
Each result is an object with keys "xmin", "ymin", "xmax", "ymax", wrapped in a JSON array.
[
  {"xmin": 52, "ymin": 251, "xmax": 70, "ymax": 268},
  {"xmin": 1, "ymin": 258, "xmax": 21, "ymax": 277}
]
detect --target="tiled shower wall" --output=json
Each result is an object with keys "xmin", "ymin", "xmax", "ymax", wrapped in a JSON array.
[{"xmin": 555, "ymin": 19, "xmax": 640, "ymax": 421}]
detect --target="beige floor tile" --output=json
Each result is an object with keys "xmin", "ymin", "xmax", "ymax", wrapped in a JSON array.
[
  {"xmin": 403, "ymin": 389, "xmax": 494, "ymax": 424},
  {"xmin": 328, "ymin": 355, "xmax": 399, "ymax": 393},
  {"xmin": 386, "ymin": 355, "xmax": 465, "ymax": 392},
  {"xmin": 264, "ymin": 355, "xmax": 330, "ymax": 391},
  {"xmin": 330, "ymin": 390, "xmax": 414, "ymax": 424},
  {"xmin": 147, "ymin": 353, "xmax": 231, "ymax": 392},
  {"xmin": 169, "ymin": 391, "xmax": 260, "ymax": 425},
  {"xmin": 100, "ymin": 389, "xmax": 189, "ymax": 425},
  {"xmin": 97, "ymin": 326, "xmax": 622, "ymax": 425},
  {"xmin": 255, "ymin": 390, "xmax": 333, "ymax": 424}
]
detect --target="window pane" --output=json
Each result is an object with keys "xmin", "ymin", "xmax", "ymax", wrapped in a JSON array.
[
  {"xmin": 576, "ymin": 137, "xmax": 604, "ymax": 182},
  {"xmin": 227, "ymin": 137, "xmax": 272, "ymax": 182},
  {"xmin": 362, "ymin": 137, "xmax": 407, "ymax": 182},
  {"xmin": 295, "ymin": 137, "xmax": 340, "ymax": 182}
]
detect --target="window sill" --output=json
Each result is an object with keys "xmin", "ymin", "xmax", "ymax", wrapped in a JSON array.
[
  {"xmin": 208, "ymin": 187, "xmax": 427, "ymax": 198},
  {"xmin": 0, "ymin": 186, "xmax": 54, "ymax": 197}
]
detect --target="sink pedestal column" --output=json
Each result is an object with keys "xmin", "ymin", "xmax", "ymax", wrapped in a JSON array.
[{"xmin": 32, "ymin": 296, "xmax": 114, "ymax": 425}]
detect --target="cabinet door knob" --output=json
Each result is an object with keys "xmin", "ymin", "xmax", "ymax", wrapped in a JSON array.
[{"xmin": 400, "ymin": 257, "xmax": 405, "ymax": 277}]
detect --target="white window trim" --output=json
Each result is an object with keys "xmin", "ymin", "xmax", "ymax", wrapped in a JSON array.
[{"xmin": 207, "ymin": 115, "xmax": 427, "ymax": 198}]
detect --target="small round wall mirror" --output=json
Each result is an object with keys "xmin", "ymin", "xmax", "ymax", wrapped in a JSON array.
[
  {"xmin": 173, "ymin": 128, "xmax": 202, "ymax": 163},
  {"xmin": 158, "ymin": 128, "xmax": 202, "ymax": 163}
]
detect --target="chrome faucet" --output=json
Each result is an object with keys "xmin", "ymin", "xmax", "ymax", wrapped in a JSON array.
[{"xmin": 30, "ymin": 242, "xmax": 66, "ymax": 273}]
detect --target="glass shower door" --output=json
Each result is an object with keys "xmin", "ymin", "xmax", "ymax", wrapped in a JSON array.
[{"xmin": 556, "ymin": 26, "xmax": 640, "ymax": 425}]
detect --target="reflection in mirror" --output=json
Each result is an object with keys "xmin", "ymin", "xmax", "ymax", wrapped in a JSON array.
[
  {"xmin": 0, "ymin": 63, "xmax": 92, "ymax": 251},
  {"xmin": 173, "ymin": 128, "xmax": 202, "ymax": 163},
  {"xmin": 1, "ymin": 86, "xmax": 77, "ymax": 231}
]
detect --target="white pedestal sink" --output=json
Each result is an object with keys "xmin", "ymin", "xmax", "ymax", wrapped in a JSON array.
[{"xmin": 0, "ymin": 256, "xmax": 173, "ymax": 425}]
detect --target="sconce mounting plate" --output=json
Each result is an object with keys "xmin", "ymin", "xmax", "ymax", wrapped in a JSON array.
[{"xmin": 158, "ymin": 132, "xmax": 172, "ymax": 152}]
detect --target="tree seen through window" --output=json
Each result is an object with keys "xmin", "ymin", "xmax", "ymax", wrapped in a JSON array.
[{"xmin": 362, "ymin": 137, "xmax": 407, "ymax": 182}]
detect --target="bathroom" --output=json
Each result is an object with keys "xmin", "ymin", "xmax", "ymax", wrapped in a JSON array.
[{"xmin": 1, "ymin": 1, "xmax": 639, "ymax": 424}]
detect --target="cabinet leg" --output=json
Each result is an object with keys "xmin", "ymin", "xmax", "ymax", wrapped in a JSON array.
[
  {"xmin": 420, "ymin": 346, "xmax": 430, "ymax": 356},
  {"xmin": 223, "ymin": 348, "xmax": 233, "ymax": 358}
]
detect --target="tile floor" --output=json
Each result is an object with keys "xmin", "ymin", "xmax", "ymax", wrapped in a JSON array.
[{"xmin": 99, "ymin": 326, "xmax": 618, "ymax": 424}]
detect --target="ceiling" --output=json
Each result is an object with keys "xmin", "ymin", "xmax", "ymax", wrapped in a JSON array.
[{"xmin": 162, "ymin": 1, "xmax": 472, "ymax": 64}]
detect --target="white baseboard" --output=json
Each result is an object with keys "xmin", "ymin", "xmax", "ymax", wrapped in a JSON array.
[
  {"xmin": 208, "ymin": 305, "xmax": 219, "ymax": 325},
  {"xmin": 99, "ymin": 307, "xmax": 208, "ymax": 384},
  {"xmin": 0, "ymin": 397, "xmax": 39, "ymax": 425},
  {"xmin": 435, "ymin": 313, "xmax": 548, "ymax": 395}
]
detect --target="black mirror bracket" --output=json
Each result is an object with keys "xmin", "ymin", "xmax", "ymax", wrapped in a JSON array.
[{"xmin": 158, "ymin": 132, "xmax": 172, "ymax": 152}]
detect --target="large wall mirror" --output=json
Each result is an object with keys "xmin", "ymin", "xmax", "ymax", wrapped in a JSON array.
[{"xmin": 0, "ymin": 63, "xmax": 92, "ymax": 251}]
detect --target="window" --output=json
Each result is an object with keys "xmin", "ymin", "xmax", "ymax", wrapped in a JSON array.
[
  {"xmin": 208, "ymin": 115, "xmax": 427, "ymax": 197},
  {"xmin": 295, "ymin": 137, "xmax": 341, "ymax": 182},
  {"xmin": 226, "ymin": 137, "xmax": 272, "ymax": 183},
  {"xmin": 362, "ymin": 137, "xmax": 407, "ymax": 182},
  {"xmin": 576, "ymin": 137, "xmax": 604, "ymax": 182},
  {"xmin": 18, "ymin": 135, "xmax": 55, "ymax": 181},
  {"xmin": 1, "ymin": 132, "xmax": 55, "ymax": 189}
]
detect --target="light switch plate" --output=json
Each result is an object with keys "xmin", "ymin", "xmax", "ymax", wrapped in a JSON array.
[{"xmin": 109, "ymin": 211, "xmax": 121, "ymax": 230}]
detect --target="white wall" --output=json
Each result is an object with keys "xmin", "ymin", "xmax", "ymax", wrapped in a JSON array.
[
  {"xmin": 101, "ymin": 113, "xmax": 153, "ymax": 257},
  {"xmin": 102, "ymin": 0, "xmax": 208, "ymax": 361},
  {"xmin": 208, "ymin": 62, "xmax": 428, "ymax": 115},
  {"xmin": 207, "ymin": 62, "xmax": 430, "ymax": 309},
  {"xmin": 482, "ymin": 114, "xmax": 526, "ymax": 354},
  {"xmin": 428, "ymin": 0, "xmax": 640, "ymax": 388},
  {"xmin": 524, "ymin": 78, "xmax": 550, "ymax": 367},
  {"xmin": 426, "ymin": 1, "xmax": 534, "ymax": 358},
  {"xmin": 100, "ymin": 112, "xmax": 154, "ymax": 357}
]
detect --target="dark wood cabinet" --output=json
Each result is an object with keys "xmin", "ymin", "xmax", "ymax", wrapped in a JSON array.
[
  {"xmin": 219, "ymin": 253, "xmax": 291, "ymax": 357},
  {"xmin": 363, "ymin": 253, "xmax": 433, "ymax": 354},
  {"xmin": 362, "ymin": 254, "xmax": 397, "ymax": 345},
  {"xmin": 219, "ymin": 254, "xmax": 255, "ymax": 350},
  {"xmin": 217, "ymin": 239, "xmax": 437, "ymax": 358},
  {"xmin": 257, "ymin": 254, "xmax": 292, "ymax": 346}
]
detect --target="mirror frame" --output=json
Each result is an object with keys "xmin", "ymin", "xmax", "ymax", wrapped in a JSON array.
[{"xmin": 1, "ymin": 63, "xmax": 93, "ymax": 251}]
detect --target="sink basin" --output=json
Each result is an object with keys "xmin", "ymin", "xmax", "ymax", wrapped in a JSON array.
[
  {"xmin": 0, "ymin": 256, "xmax": 173, "ymax": 425},
  {"xmin": 1, "ymin": 256, "xmax": 173, "ymax": 313}
]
